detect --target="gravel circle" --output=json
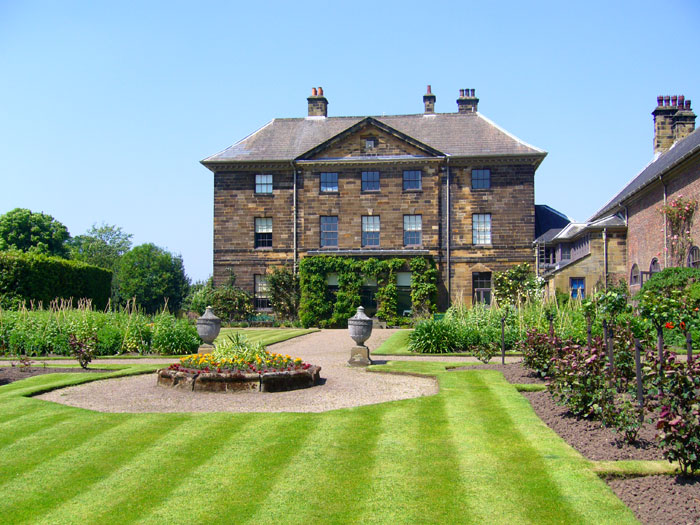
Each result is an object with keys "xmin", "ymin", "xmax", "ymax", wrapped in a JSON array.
[{"xmin": 37, "ymin": 329, "xmax": 438, "ymax": 413}]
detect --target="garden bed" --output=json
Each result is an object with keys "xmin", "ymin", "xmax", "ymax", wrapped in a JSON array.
[
  {"xmin": 156, "ymin": 365, "xmax": 322, "ymax": 393},
  {"xmin": 0, "ymin": 366, "xmax": 111, "ymax": 386},
  {"xmin": 469, "ymin": 362, "xmax": 700, "ymax": 525}
]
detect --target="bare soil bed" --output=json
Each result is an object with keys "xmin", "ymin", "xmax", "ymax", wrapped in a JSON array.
[
  {"xmin": 0, "ymin": 366, "xmax": 110, "ymax": 386},
  {"xmin": 470, "ymin": 362, "xmax": 700, "ymax": 525}
]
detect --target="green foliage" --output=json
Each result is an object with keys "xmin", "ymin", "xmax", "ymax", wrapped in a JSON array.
[
  {"xmin": 645, "ymin": 352, "xmax": 700, "ymax": 474},
  {"xmin": 115, "ymin": 243, "xmax": 190, "ymax": 314},
  {"xmin": 267, "ymin": 266, "xmax": 300, "ymax": 321},
  {"xmin": 0, "ymin": 251, "xmax": 112, "ymax": 309},
  {"xmin": 659, "ymin": 195, "xmax": 698, "ymax": 267},
  {"xmin": 210, "ymin": 285, "xmax": 253, "ymax": 322},
  {"xmin": 151, "ymin": 312, "xmax": 200, "ymax": 355},
  {"xmin": 182, "ymin": 278, "xmax": 215, "ymax": 315},
  {"xmin": 298, "ymin": 256, "xmax": 435, "ymax": 328},
  {"xmin": 67, "ymin": 223, "xmax": 132, "ymax": 270},
  {"xmin": 0, "ymin": 208, "xmax": 69, "ymax": 257},
  {"xmin": 409, "ymin": 257, "xmax": 438, "ymax": 319},
  {"xmin": 0, "ymin": 304, "xmax": 199, "ymax": 356},
  {"xmin": 492, "ymin": 263, "xmax": 544, "ymax": 306},
  {"xmin": 68, "ymin": 333, "xmax": 95, "ymax": 369},
  {"xmin": 519, "ymin": 328, "xmax": 556, "ymax": 378},
  {"xmin": 408, "ymin": 320, "xmax": 457, "ymax": 354},
  {"xmin": 212, "ymin": 332, "xmax": 266, "ymax": 362},
  {"xmin": 640, "ymin": 267, "xmax": 700, "ymax": 296}
]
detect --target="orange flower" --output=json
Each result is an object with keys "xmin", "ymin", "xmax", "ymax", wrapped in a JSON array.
[{"xmin": 665, "ymin": 322, "xmax": 675, "ymax": 330}]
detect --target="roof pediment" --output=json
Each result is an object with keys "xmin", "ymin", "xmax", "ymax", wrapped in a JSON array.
[{"xmin": 296, "ymin": 117, "xmax": 444, "ymax": 161}]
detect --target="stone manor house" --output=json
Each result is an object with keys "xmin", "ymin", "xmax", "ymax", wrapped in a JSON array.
[{"xmin": 202, "ymin": 86, "xmax": 548, "ymax": 311}]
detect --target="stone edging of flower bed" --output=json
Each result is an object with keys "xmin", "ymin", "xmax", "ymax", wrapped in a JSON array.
[{"xmin": 156, "ymin": 365, "xmax": 322, "ymax": 393}]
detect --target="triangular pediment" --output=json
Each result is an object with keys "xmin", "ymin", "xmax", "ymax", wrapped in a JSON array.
[{"xmin": 297, "ymin": 117, "xmax": 444, "ymax": 160}]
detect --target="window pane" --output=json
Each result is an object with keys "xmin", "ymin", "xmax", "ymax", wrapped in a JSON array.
[
  {"xmin": 471, "ymin": 169, "xmax": 490, "ymax": 190},
  {"xmin": 570, "ymin": 278, "xmax": 585, "ymax": 299},
  {"xmin": 361, "ymin": 171, "xmax": 380, "ymax": 191},
  {"xmin": 320, "ymin": 172, "xmax": 338, "ymax": 192},
  {"xmin": 320, "ymin": 216, "xmax": 338, "ymax": 247},
  {"xmin": 473, "ymin": 272, "xmax": 492, "ymax": 305},
  {"xmin": 403, "ymin": 215, "xmax": 422, "ymax": 245},
  {"xmin": 255, "ymin": 174, "xmax": 272, "ymax": 194},
  {"xmin": 403, "ymin": 170, "xmax": 422, "ymax": 190},
  {"xmin": 362, "ymin": 216, "xmax": 380, "ymax": 247},
  {"xmin": 255, "ymin": 218, "xmax": 272, "ymax": 233},
  {"xmin": 689, "ymin": 247, "xmax": 700, "ymax": 268},
  {"xmin": 472, "ymin": 214, "xmax": 491, "ymax": 244},
  {"xmin": 254, "ymin": 218, "xmax": 272, "ymax": 248},
  {"xmin": 254, "ymin": 275, "xmax": 270, "ymax": 309}
]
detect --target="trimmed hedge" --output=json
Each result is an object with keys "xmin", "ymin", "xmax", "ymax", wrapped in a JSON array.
[{"xmin": 0, "ymin": 251, "xmax": 112, "ymax": 309}]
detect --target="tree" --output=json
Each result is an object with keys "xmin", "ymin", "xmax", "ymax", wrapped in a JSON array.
[
  {"xmin": 0, "ymin": 208, "xmax": 69, "ymax": 257},
  {"xmin": 267, "ymin": 266, "xmax": 300, "ymax": 321},
  {"xmin": 116, "ymin": 243, "xmax": 190, "ymax": 313},
  {"xmin": 68, "ymin": 223, "xmax": 132, "ymax": 270}
]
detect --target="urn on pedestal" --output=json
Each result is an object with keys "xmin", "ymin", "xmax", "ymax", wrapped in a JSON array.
[
  {"xmin": 348, "ymin": 306, "xmax": 373, "ymax": 366},
  {"xmin": 196, "ymin": 306, "xmax": 221, "ymax": 354}
]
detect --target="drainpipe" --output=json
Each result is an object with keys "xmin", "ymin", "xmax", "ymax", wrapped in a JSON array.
[
  {"xmin": 291, "ymin": 161, "xmax": 298, "ymax": 274},
  {"xmin": 661, "ymin": 176, "xmax": 668, "ymax": 267},
  {"xmin": 446, "ymin": 157, "xmax": 451, "ymax": 303},
  {"xmin": 603, "ymin": 227, "xmax": 608, "ymax": 290}
]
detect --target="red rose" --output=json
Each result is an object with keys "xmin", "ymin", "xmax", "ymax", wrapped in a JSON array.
[{"xmin": 665, "ymin": 322, "xmax": 675, "ymax": 329}]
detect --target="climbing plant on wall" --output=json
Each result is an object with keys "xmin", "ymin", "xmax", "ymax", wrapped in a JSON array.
[
  {"xmin": 298, "ymin": 255, "xmax": 437, "ymax": 328},
  {"xmin": 660, "ymin": 195, "xmax": 698, "ymax": 267}
]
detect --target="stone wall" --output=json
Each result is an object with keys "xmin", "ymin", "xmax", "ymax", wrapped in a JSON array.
[{"xmin": 545, "ymin": 231, "xmax": 627, "ymax": 299}]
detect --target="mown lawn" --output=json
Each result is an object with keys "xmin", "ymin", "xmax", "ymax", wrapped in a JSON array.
[
  {"xmin": 216, "ymin": 327, "xmax": 318, "ymax": 347},
  {"xmin": 0, "ymin": 358, "xmax": 638, "ymax": 524}
]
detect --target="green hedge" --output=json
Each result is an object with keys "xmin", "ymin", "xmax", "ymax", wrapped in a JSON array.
[{"xmin": 0, "ymin": 251, "xmax": 112, "ymax": 309}]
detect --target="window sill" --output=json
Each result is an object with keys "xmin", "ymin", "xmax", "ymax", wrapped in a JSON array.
[
  {"xmin": 320, "ymin": 191, "xmax": 340, "ymax": 195},
  {"xmin": 473, "ymin": 243, "xmax": 493, "ymax": 247},
  {"xmin": 254, "ymin": 247, "xmax": 273, "ymax": 251},
  {"xmin": 471, "ymin": 188, "xmax": 491, "ymax": 192},
  {"xmin": 254, "ymin": 193, "xmax": 274, "ymax": 197},
  {"xmin": 361, "ymin": 190, "xmax": 381, "ymax": 194},
  {"xmin": 403, "ymin": 189, "xmax": 423, "ymax": 193},
  {"xmin": 403, "ymin": 245, "xmax": 423, "ymax": 249}
]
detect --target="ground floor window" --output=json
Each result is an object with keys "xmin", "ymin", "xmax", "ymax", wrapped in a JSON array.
[
  {"xmin": 254, "ymin": 274, "xmax": 271, "ymax": 309},
  {"xmin": 570, "ymin": 277, "xmax": 585, "ymax": 299},
  {"xmin": 650, "ymin": 258, "xmax": 661, "ymax": 274},
  {"xmin": 473, "ymin": 272, "xmax": 492, "ymax": 305},
  {"xmin": 630, "ymin": 264, "xmax": 640, "ymax": 286},
  {"xmin": 688, "ymin": 246, "xmax": 700, "ymax": 268},
  {"xmin": 396, "ymin": 272, "xmax": 412, "ymax": 316}
]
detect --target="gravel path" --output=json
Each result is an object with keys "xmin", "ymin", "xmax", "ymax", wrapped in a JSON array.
[{"xmin": 37, "ymin": 329, "xmax": 441, "ymax": 413}]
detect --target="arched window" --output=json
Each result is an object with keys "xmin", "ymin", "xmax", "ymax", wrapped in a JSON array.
[
  {"xmin": 630, "ymin": 264, "xmax": 640, "ymax": 286},
  {"xmin": 650, "ymin": 258, "xmax": 661, "ymax": 274},
  {"xmin": 688, "ymin": 246, "xmax": 700, "ymax": 268}
]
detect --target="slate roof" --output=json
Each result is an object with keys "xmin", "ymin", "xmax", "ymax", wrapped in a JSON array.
[
  {"xmin": 202, "ymin": 113, "xmax": 545, "ymax": 165},
  {"xmin": 535, "ymin": 204, "xmax": 571, "ymax": 238},
  {"xmin": 590, "ymin": 127, "xmax": 700, "ymax": 220}
]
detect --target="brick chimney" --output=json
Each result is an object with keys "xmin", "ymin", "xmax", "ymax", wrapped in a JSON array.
[
  {"xmin": 307, "ymin": 87, "xmax": 328, "ymax": 117},
  {"xmin": 423, "ymin": 85, "xmax": 436, "ymax": 114},
  {"xmin": 653, "ymin": 95, "xmax": 696, "ymax": 154},
  {"xmin": 673, "ymin": 98, "xmax": 696, "ymax": 144},
  {"xmin": 456, "ymin": 88, "xmax": 478, "ymax": 113}
]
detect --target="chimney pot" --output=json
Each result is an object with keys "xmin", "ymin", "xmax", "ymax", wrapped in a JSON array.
[
  {"xmin": 687, "ymin": 100, "xmax": 692, "ymax": 110},
  {"xmin": 459, "ymin": 89, "xmax": 464, "ymax": 97},
  {"xmin": 672, "ymin": 95, "xmax": 678, "ymax": 107},
  {"xmin": 319, "ymin": 87, "xmax": 324, "ymax": 96},
  {"xmin": 471, "ymin": 89, "xmax": 475, "ymax": 97},
  {"xmin": 664, "ymin": 96, "xmax": 671, "ymax": 106},
  {"xmin": 312, "ymin": 87, "xmax": 317, "ymax": 96},
  {"xmin": 307, "ymin": 87, "xmax": 328, "ymax": 117},
  {"xmin": 679, "ymin": 95, "xmax": 685, "ymax": 107},
  {"xmin": 657, "ymin": 95, "xmax": 664, "ymax": 106},
  {"xmin": 427, "ymin": 84, "xmax": 432, "ymax": 94}
]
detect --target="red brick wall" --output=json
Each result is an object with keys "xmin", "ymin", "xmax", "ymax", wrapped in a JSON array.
[{"xmin": 627, "ymin": 154, "xmax": 700, "ymax": 292}]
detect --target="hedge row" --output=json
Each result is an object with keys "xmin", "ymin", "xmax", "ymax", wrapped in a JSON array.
[{"xmin": 0, "ymin": 251, "xmax": 112, "ymax": 309}]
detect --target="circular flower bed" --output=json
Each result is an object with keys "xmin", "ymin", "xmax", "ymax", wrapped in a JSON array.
[{"xmin": 156, "ymin": 345, "xmax": 321, "ymax": 393}]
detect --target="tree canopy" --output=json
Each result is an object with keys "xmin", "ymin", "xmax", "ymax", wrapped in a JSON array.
[
  {"xmin": 0, "ymin": 208, "xmax": 70, "ymax": 257},
  {"xmin": 68, "ymin": 223, "xmax": 133, "ymax": 270},
  {"xmin": 116, "ymin": 243, "xmax": 189, "ymax": 313}
]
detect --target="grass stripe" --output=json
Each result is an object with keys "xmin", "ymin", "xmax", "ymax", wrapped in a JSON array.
[
  {"xmin": 242, "ymin": 408, "xmax": 385, "ymax": 524},
  {"xmin": 140, "ymin": 413, "xmax": 318, "ymax": 524},
  {"xmin": 0, "ymin": 416, "xmax": 188, "ymax": 523},
  {"xmin": 40, "ymin": 414, "xmax": 255, "ymax": 524}
]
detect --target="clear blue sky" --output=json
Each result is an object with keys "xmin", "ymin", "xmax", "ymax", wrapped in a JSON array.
[{"xmin": 2, "ymin": 0, "xmax": 699, "ymax": 282}]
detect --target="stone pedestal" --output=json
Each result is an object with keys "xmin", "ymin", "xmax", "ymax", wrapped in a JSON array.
[
  {"xmin": 348, "ymin": 345, "xmax": 372, "ymax": 367},
  {"xmin": 198, "ymin": 343, "xmax": 214, "ymax": 355}
]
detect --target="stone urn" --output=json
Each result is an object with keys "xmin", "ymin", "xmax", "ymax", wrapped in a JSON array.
[
  {"xmin": 196, "ymin": 306, "xmax": 221, "ymax": 354},
  {"xmin": 348, "ymin": 306, "xmax": 373, "ymax": 367}
]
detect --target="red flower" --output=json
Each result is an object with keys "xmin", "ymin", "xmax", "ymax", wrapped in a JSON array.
[
  {"xmin": 665, "ymin": 322, "xmax": 675, "ymax": 329},
  {"xmin": 680, "ymin": 321, "xmax": 686, "ymax": 330}
]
